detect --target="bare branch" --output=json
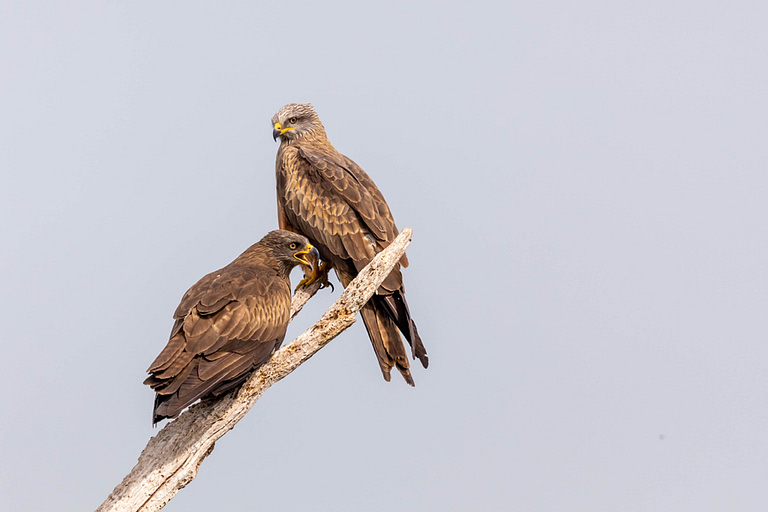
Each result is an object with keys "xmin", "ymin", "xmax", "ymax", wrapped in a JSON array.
[
  {"xmin": 289, "ymin": 271, "xmax": 323, "ymax": 320},
  {"xmin": 96, "ymin": 228, "xmax": 414, "ymax": 512}
]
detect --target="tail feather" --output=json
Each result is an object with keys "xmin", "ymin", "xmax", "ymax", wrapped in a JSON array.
[
  {"xmin": 360, "ymin": 299, "xmax": 415, "ymax": 386},
  {"xmin": 378, "ymin": 291, "xmax": 428, "ymax": 369},
  {"xmin": 337, "ymin": 265, "xmax": 426, "ymax": 385},
  {"xmin": 359, "ymin": 303, "xmax": 395, "ymax": 382}
]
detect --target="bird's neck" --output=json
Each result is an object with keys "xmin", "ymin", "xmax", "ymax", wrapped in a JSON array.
[
  {"xmin": 275, "ymin": 261, "xmax": 296, "ymax": 280},
  {"xmin": 234, "ymin": 247, "xmax": 269, "ymax": 266}
]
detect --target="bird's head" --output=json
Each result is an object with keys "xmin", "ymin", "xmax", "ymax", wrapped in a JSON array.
[
  {"xmin": 259, "ymin": 230, "xmax": 319, "ymax": 275},
  {"xmin": 271, "ymin": 103, "xmax": 324, "ymax": 143}
]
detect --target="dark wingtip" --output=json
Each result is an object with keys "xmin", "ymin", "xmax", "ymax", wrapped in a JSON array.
[
  {"xmin": 151, "ymin": 394, "xmax": 164, "ymax": 426},
  {"xmin": 409, "ymin": 321, "xmax": 429, "ymax": 368}
]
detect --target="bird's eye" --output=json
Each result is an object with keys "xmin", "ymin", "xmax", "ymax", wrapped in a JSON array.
[
  {"xmin": 289, "ymin": 117, "xmax": 298, "ymax": 124},
  {"xmin": 289, "ymin": 242, "xmax": 297, "ymax": 249}
]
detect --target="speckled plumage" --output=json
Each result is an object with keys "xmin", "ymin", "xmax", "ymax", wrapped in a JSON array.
[
  {"xmin": 144, "ymin": 230, "xmax": 314, "ymax": 423},
  {"xmin": 272, "ymin": 103, "xmax": 428, "ymax": 385}
]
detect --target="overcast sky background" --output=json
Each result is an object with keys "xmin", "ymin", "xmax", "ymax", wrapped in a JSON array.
[{"xmin": 2, "ymin": 2, "xmax": 767, "ymax": 511}]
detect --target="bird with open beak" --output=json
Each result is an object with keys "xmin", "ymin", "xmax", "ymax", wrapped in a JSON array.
[{"xmin": 144, "ymin": 230, "xmax": 317, "ymax": 423}]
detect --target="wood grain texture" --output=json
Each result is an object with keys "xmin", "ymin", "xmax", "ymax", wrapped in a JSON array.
[{"xmin": 95, "ymin": 228, "xmax": 414, "ymax": 512}]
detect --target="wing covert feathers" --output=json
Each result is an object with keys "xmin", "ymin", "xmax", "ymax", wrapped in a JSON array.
[
  {"xmin": 145, "ymin": 260, "xmax": 291, "ymax": 424},
  {"xmin": 285, "ymin": 143, "xmax": 429, "ymax": 385}
]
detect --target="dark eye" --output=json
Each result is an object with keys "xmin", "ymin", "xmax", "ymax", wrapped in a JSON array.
[
  {"xmin": 289, "ymin": 117, "xmax": 298, "ymax": 124},
  {"xmin": 289, "ymin": 242, "xmax": 297, "ymax": 250}
]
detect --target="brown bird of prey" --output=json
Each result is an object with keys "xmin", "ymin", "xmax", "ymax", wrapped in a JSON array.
[
  {"xmin": 144, "ymin": 230, "xmax": 317, "ymax": 424},
  {"xmin": 271, "ymin": 103, "xmax": 428, "ymax": 385}
]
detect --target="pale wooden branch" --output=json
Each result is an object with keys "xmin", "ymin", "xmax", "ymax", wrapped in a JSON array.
[
  {"xmin": 289, "ymin": 271, "xmax": 323, "ymax": 320},
  {"xmin": 96, "ymin": 228, "xmax": 414, "ymax": 512}
]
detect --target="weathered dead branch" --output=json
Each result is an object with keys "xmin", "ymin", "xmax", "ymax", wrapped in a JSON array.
[{"xmin": 95, "ymin": 228, "xmax": 414, "ymax": 512}]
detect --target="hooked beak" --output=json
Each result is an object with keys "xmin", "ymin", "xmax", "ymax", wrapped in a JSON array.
[
  {"xmin": 273, "ymin": 122, "xmax": 295, "ymax": 142},
  {"xmin": 293, "ymin": 244, "xmax": 319, "ymax": 267}
]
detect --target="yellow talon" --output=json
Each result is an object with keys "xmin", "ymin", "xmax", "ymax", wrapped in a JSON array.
[{"xmin": 295, "ymin": 261, "xmax": 333, "ymax": 292}]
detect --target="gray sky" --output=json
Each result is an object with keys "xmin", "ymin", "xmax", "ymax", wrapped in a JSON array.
[{"xmin": 2, "ymin": 1, "xmax": 767, "ymax": 511}]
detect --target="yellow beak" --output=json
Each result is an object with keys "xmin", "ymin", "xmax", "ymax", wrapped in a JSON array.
[
  {"xmin": 272, "ymin": 122, "xmax": 295, "ymax": 141},
  {"xmin": 293, "ymin": 244, "xmax": 318, "ymax": 267}
]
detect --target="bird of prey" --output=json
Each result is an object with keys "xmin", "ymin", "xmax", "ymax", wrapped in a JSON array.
[
  {"xmin": 144, "ymin": 230, "xmax": 317, "ymax": 424},
  {"xmin": 271, "ymin": 103, "xmax": 428, "ymax": 385}
]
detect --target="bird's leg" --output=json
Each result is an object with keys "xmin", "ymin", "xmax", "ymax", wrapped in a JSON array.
[
  {"xmin": 296, "ymin": 260, "xmax": 333, "ymax": 292},
  {"xmin": 317, "ymin": 261, "xmax": 333, "ymax": 291}
]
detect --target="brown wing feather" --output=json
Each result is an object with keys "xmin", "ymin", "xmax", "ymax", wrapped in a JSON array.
[
  {"xmin": 145, "ymin": 264, "xmax": 291, "ymax": 423},
  {"xmin": 146, "ymin": 320, "xmax": 185, "ymax": 373},
  {"xmin": 280, "ymin": 147, "xmax": 407, "ymax": 293},
  {"xmin": 277, "ymin": 144, "xmax": 428, "ymax": 385},
  {"xmin": 276, "ymin": 141, "xmax": 427, "ymax": 384},
  {"xmin": 298, "ymin": 148, "xmax": 392, "ymax": 240}
]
